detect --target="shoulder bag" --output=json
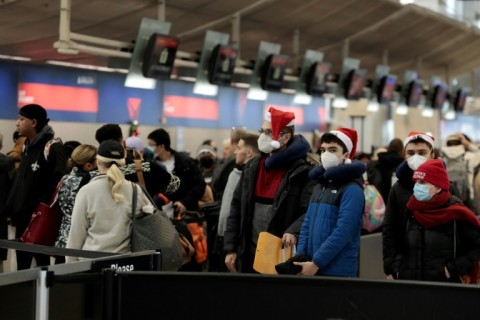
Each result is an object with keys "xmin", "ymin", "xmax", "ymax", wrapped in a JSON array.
[
  {"xmin": 20, "ymin": 177, "xmax": 65, "ymax": 246},
  {"xmin": 130, "ymin": 182, "xmax": 184, "ymax": 271}
]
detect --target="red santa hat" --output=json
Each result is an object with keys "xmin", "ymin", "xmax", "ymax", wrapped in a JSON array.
[
  {"xmin": 265, "ymin": 107, "xmax": 295, "ymax": 149},
  {"xmin": 329, "ymin": 128, "xmax": 358, "ymax": 161},
  {"xmin": 413, "ymin": 159, "xmax": 450, "ymax": 190},
  {"xmin": 403, "ymin": 131, "xmax": 435, "ymax": 148}
]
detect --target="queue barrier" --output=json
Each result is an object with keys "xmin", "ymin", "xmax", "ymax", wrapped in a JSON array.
[{"xmin": 1, "ymin": 234, "xmax": 480, "ymax": 319}]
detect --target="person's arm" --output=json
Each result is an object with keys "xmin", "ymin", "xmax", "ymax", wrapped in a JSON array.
[
  {"xmin": 65, "ymin": 188, "xmax": 89, "ymax": 263},
  {"xmin": 382, "ymin": 184, "xmax": 403, "ymax": 278},
  {"xmin": 144, "ymin": 161, "xmax": 180, "ymax": 196},
  {"xmin": 0, "ymin": 154, "xmax": 15, "ymax": 173},
  {"xmin": 284, "ymin": 179, "xmax": 316, "ymax": 245},
  {"xmin": 447, "ymin": 220, "xmax": 480, "ymax": 278},
  {"xmin": 41, "ymin": 141, "xmax": 68, "ymax": 203}
]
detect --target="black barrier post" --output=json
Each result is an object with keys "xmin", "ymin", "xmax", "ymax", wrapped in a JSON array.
[{"xmin": 102, "ymin": 269, "xmax": 116, "ymax": 320}]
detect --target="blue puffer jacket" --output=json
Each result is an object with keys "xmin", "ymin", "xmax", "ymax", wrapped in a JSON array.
[{"xmin": 297, "ymin": 160, "xmax": 365, "ymax": 277}]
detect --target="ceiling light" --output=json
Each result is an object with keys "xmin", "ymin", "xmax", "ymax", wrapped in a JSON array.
[
  {"xmin": 444, "ymin": 109, "xmax": 456, "ymax": 120},
  {"xmin": 332, "ymin": 97, "xmax": 348, "ymax": 108},
  {"xmin": 367, "ymin": 101, "xmax": 379, "ymax": 112},
  {"xmin": 247, "ymin": 87, "xmax": 268, "ymax": 101},
  {"xmin": 193, "ymin": 82, "xmax": 218, "ymax": 96},
  {"xmin": 293, "ymin": 93, "xmax": 312, "ymax": 105},
  {"xmin": 421, "ymin": 108, "xmax": 434, "ymax": 117},
  {"xmin": 395, "ymin": 104, "xmax": 409, "ymax": 115}
]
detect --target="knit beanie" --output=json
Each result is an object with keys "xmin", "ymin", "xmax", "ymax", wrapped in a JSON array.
[
  {"xmin": 264, "ymin": 107, "xmax": 295, "ymax": 149},
  {"xmin": 413, "ymin": 159, "xmax": 450, "ymax": 190},
  {"xmin": 19, "ymin": 104, "xmax": 49, "ymax": 129},
  {"xmin": 329, "ymin": 128, "xmax": 358, "ymax": 160}
]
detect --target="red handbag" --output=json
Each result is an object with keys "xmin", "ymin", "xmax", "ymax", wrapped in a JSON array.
[{"xmin": 20, "ymin": 178, "xmax": 64, "ymax": 246}]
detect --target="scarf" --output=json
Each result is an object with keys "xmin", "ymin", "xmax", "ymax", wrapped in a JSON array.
[
  {"xmin": 255, "ymin": 157, "xmax": 286, "ymax": 199},
  {"xmin": 407, "ymin": 191, "xmax": 480, "ymax": 229}
]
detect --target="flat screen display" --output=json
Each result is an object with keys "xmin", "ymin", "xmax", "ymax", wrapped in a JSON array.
[
  {"xmin": 406, "ymin": 79, "xmax": 423, "ymax": 107},
  {"xmin": 345, "ymin": 68, "xmax": 367, "ymax": 100},
  {"xmin": 454, "ymin": 88, "xmax": 468, "ymax": 112},
  {"xmin": 261, "ymin": 54, "xmax": 288, "ymax": 91},
  {"xmin": 430, "ymin": 84, "xmax": 447, "ymax": 109},
  {"xmin": 377, "ymin": 75, "xmax": 397, "ymax": 104},
  {"xmin": 306, "ymin": 62, "xmax": 331, "ymax": 96}
]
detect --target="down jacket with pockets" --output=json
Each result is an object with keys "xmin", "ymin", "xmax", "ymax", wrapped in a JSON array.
[{"xmin": 297, "ymin": 160, "xmax": 365, "ymax": 277}]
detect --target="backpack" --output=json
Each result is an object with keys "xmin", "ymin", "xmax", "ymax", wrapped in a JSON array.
[
  {"xmin": 363, "ymin": 182, "xmax": 386, "ymax": 233},
  {"xmin": 443, "ymin": 154, "xmax": 469, "ymax": 202}
]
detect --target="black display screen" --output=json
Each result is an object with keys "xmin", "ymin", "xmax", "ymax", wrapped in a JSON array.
[
  {"xmin": 306, "ymin": 62, "xmax": 331, "ymax": 96},
  {"xmin": 406, "ymin": 79, "xmax": 423, "ymax": 107},
  {"xmin": 377, "ymin": 75, "xmax": 396, "ymax": 104}
]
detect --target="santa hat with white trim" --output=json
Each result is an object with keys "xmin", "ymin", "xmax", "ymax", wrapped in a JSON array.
[
  {"xmin": 329, "ymin": 128, "xmax": 358, "ymax": 162},
  {"xmin": 403, "ymin": 131, "xmax": 435, "ymax": 148},
  {"xmin": 265, "ymin": 107, "xmax": 295, "ymax": 149}
]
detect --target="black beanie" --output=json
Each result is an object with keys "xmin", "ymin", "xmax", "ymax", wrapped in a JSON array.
[
  {"xmin": 19, "ymin": 104, "xmax": 49, "ymax": 129},
  {"xmin": 97, "ymin": 139, "xmax": 125, "ymax": 160}
]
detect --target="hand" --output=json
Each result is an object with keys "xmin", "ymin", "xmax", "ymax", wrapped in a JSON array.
[
  {"xmin": 173, "ymin": 201, "xmax": 186, "ymax": 214},
  {"xmin": 282, "ymin": 233, "xmax": 297, "ymax": 248},
  {"xmin": 225, "ymin": 252, "xmax": 237, "ymax": 273},
  {"xmin": 386, "ymin": 274, "xmax": 395, "ymax": 280},
  {"xmin": 294, "ymin": 261, "xmax": 319, "ymax": 276},
  {"xmin": 444, "ymin": 266, "xmax": 451, "ymax": 279}
]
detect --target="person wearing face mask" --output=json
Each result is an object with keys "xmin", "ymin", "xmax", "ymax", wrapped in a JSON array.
[
  {"xmin": 293, "ymin": 128, "xmax": 366, "ymax": 277},
  {"xmin": 441, "ymin": 133, "xmax": 480, "ymax": 211},
  {"xmin": 223, "ymin": 107, "xmax": 318, "ymax": 273},
  {"xmin": 395, "ymin": 159, "xmax": 480, "ymax": 283},
  {"xmin": 196, "ymin": 144, "xmax": 218, "ymax": 186},
  {"xmin": 382, "ymin": 131, "xmax": 461, "ymax": 280}
]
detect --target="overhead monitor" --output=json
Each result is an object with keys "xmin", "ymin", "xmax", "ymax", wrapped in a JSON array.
[
  {"xmin": 305, "ymin": 62, "xmax": 331, "ymax": 96},
  {"xmin": 376, "ymin": 74, "xmax": 397, "ymax": 104},
  {"xmin": 260, "ymin": 54, "xmax": 289, "ymax": 91},
  {"xmin": 429, "ymin": 84, "xmax": 447, "ymax": 109},
  {"xmin": 142, "ymin": 33, "xmax": 179, "ymax": 79},
  {"xmin": 344, "ymin": 68, "xmax": 367, "ymax": 100},
  {"xmin": 405, "ymin": 79, "xmax": 424, "ymax": 107},
  {"xmin": 208, "ymin": 44, "xmax": 238, "ymax": 86},
  {"xmin": 453, "ymin": 88, "xmax": 469, "ymax": 112}
]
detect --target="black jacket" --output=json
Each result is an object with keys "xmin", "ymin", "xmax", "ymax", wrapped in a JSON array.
[
  {"xmin": 6, "ymin": 126, "xmax": 68, "ymax": 235},
  {"xmin": 399, "ymin": 213, "xmax": 480, "ymax": 283},
  {"xmin": 382, "ymin": 160, "xmax": 465, "ymax": 276},
  {"xmin": 223, "ymin": 135, "xmax": 317, "ymax": 271},
  {"xmin": 367, "ymin": 151, "xmax": 403, "ymax": 202},
  {"xmin": 168, "ymin": 150, "xmax": 206, "ymax": 211}
]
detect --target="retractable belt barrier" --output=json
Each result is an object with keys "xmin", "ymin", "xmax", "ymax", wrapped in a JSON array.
[{"xmin": 0, "ymin": 239, "xmax": 117, "ymax": 259}]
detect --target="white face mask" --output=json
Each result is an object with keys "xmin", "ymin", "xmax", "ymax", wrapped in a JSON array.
[
  {"xmin": 407, "ymin": 154, "xmax": 427, "ymax": 170},
  {"xmin": 258, "ymin": 133, "xmax": 274, "ymax": 154},
  {"xmin": 321, "ymin": 152, "xmax": 340, "ymax": 170},
  {"xmin": 147, "ymin": 145, "xmax": 156, "ymax": 154}
]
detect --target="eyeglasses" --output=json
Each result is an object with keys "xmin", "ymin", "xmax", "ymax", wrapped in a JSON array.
[
  {"xmin": 258, "ymin": 128, "xmax": 273, "ymax": 136},
  {"xmin": 258, "ymin": 129, "xmax": 287, "ymax": 136}
]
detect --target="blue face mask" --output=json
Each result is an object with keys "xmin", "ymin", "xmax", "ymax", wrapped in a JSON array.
[{"xmin": 413, "ymin": 183, "xmax": 433, "ymax": 201}]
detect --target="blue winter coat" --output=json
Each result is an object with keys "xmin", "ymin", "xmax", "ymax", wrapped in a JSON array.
[{"xmin": 297, "ymin": 160, "xmax": 365, "ymax": 277}]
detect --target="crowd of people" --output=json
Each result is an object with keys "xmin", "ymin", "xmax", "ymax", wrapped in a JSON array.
[{"xmin": 0, "ymin": 103, "xmax": 479, "ymax": 284}]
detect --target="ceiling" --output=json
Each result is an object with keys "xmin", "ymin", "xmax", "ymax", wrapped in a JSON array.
[{"xmin": 1, "ymin": 0, "xmax": 480, "ymax": 87}]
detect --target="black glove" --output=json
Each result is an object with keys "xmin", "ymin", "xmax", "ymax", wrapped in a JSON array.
[{"xmin": 275, "ymin": 254, "xmax": 311, "ymax": 275}]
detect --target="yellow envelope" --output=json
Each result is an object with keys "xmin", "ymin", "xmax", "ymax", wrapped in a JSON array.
[{"xmin": 253, "ymin": 231, "xmax": 294, "ymax": 274}]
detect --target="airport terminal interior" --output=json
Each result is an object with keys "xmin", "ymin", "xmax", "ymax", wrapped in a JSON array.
[{"xmin": 1, "ymin": 0, "xmax": 480, "ymax": 319}]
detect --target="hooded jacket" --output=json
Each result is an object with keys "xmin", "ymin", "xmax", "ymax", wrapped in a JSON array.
[
  {"xmin": 6, "ymin": 125, "xmax": 68, "ymax": 235},
  {"xmin": 296, "ymin": 160, "xmax": 366, "ymax": 277}
]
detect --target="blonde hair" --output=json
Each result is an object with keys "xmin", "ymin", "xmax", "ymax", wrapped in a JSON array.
[
  {"xmin": 69, "ymin": 144, "xmax": 97, "ymax": 170},
  {"xmin": 96, "ymin": 155, "xmax": 126, "ymax": 202}
]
